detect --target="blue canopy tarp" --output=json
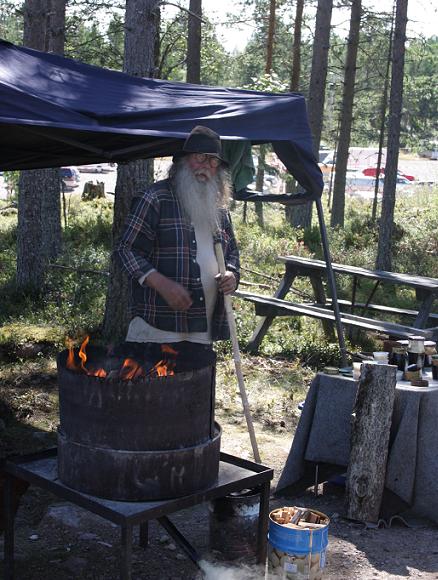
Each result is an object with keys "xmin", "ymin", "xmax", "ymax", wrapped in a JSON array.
[{"xmin": 0, "ymin": 39, "xmax": 323, "ymax": 201}]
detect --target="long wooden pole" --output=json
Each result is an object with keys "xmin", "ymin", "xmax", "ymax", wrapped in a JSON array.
[{"xmin": 214, "ymin": 243, "xmax": 261, "ymax": 463}]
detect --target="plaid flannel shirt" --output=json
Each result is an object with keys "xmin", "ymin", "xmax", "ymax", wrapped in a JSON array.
[{"xmin": 115, "ymin": 179, "xmax": 240, "ymax": 341}]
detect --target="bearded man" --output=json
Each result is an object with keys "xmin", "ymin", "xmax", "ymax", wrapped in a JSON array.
[{"xmin": 115, "ymin": 126, "xmax": 240, "ymax": 368}]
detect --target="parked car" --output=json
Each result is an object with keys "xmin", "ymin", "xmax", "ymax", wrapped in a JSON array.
[
  {"xmin": 345, "ymin": 174, "xmax": 413, "ymax": 198},
  {"xmin": 78, "ymin": 163, "xmax": 115, "ymax": 173},
  {"xmin": 362, "ymin": 166, "xmax": 415, "ymax": 181},
  {"xmin": 318, "ymin": 150, "xmax": 335, "ymax": 176},
  {"xmin": 60, "ymin": 166, "xmax": 80, "ymax": 189}
]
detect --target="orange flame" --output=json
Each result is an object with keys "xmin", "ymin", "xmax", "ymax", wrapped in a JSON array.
[
  {"xmin": 161, "ymin": 344, "xmax": 178, "ymax": 356},
  {"xmin": 152, "ymin": 360, "xmax": 172, "ymax": 376},
  {"xmin": 150, "ymin": 344, "xmax": 178, "ymax": 377},
  {"xmin": 66, "ymin": 347, "xmax": 76, "ymax": 369},
  {"xmin": 78, "ymin": 335, "xmax": 90, "ymax": 371},
  {"xmin": 89, "ymin": 367, "xmax": 108, "ymax": 378},
  {"xmin": 66, "ymin": 337, "xmax": 84, "ymax": 373},
  {"xmin": 65, "ymin": 338, "xmax": 178, "ymax": 380},
  {"xmin": 120, "ymin": 358, "xmax": 145, "ymax": 380},
  {"xmin": 66, "ymin": 335, "xmax": 107, "ymax": 378}
]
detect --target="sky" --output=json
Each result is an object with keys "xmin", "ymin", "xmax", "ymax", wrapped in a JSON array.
[{"xmin": 198, "ymin": 0, "xmax": 438, "ymax": 52}]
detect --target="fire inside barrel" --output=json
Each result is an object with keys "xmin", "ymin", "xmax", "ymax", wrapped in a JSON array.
[
  {"xmin": 57, "ymin": 342, "xmax": 220, "ymax": 501},
  {"xmin": 65, "ymin": 336, "xmax": 177, "ymax": 379}
]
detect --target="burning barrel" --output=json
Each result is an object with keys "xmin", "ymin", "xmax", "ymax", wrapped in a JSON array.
[{"xmin": 57, "ymin": 342, "xmax": 221, "ymax": 501}]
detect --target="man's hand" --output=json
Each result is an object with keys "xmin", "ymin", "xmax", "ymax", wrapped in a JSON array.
[
  {"xmin": 146, "ymin": 272, "xmax": 193, "ymax": 311},
  {"xmin": 215, "ymin": 271, "xmax": 237, "ymax": 295}
]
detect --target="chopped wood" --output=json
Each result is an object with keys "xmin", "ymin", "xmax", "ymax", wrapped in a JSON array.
[{"xmin": 270, "ymin": 506, "xmax": 329, "ymax": 527}]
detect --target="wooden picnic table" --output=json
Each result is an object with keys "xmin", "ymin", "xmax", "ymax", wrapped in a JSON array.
[{"xmin": 236, "ymin": 255, "xmax": 438, "ymax": 352}]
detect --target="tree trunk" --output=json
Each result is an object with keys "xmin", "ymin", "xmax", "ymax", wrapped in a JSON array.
[
  {"xmin": 103, "ymin": 0, "xmax": 159, "ymax": 342},
  {"xmin": 41, "ymin": 0, "xmax": 66, "ymax": 261},
  {"xmin": 17, "ymin": 0, "xmax": 50, "ymax": 291},
  {"xmin": 285, "ymin": 0, "xmax": 303, "ymax": 224},
  {"xmin": 257, "ymin": 0, "xmax": 277, "ymax": 228},
  {"xmin": 186, "ymin": 0, "xmax": 201, "ymax": 83},
  {"xmin": 17, "ymin": 171, "xmax": 44, "ymax": 290},
  {"xmin": 41, "ymin": 171, "xmax": 62, "ymax": 261},
  {"xmin": 47, "ymin": 0, "xmax": 66, "ymax": 54},
  {"xmin": 330, "ymin": 0, "xmax": 362, "ymax": 228},
  {"xmin": 265, "ymin": 0, "xmax": 276, "ymax": 74},
  {"xmin": 376, "ymin": 0, "xmax": 408, "ymax": 271},
  {"xmin": 23, "ymin": 0, "xmax": 47, "ymax": 49},
  {"xmin": 346, "ymin": 362, "xmax": 397, "ymax": 522},
  {"xmin": 372, "ymin": 6, "xmax": 395, "ymax": 222},
  {"xmin": 290, "ymin": 0, "xmax": 304, "ymax": 92},
  {"xmin": 290, "ymin": 0, "xmax": 333, "ymax": 229},
  {"xmin": 307, "ymin": 0, "xmax": 333, "ymax": 156}
]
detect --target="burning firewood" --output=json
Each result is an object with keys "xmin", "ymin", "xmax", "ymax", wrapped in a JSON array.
[{"xmin": 65, "ymin": 337, "xmax": 178, "ymax": 380}]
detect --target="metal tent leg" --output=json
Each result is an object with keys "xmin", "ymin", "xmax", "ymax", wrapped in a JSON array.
[{"xmin": 315, "ymin": 197, "xmax": 347, "ymax": 366}]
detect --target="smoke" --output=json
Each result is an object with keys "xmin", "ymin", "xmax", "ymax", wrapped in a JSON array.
[{"xmin": 198, "ymin": 560, "xmax": 267, "ymax": 580}]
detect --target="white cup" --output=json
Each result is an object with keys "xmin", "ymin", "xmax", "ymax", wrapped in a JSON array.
[
  {"xmin": 373, "ymin": 351, "xmax": 389, "ymax": 364},
  {"xmin": 353, "ymin": 362, "xmax": 362, "ymax": 380}
]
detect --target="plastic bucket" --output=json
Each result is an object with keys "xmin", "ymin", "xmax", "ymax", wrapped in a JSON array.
[{"xmin": 267, "ymin": 508, "xmax": 329, "ymax": 580}]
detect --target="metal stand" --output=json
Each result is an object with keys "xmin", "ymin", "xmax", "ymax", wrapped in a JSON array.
[
  {"xmin": 315, "ymin": 197, "xmax": 347, "ymax": 366},
  {"xmin": 2, "ymin": 449, "xmax": 273, "ymax": 580}
]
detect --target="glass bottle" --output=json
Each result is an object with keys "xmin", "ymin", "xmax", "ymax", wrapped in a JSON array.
[
  {"xmin": 424, "ymin": 341, "xmax": 437, "ymax": 368},
  {"xmin": 408, "ymin": 335, "xmax": 425, "ymax": 369},
  {"xmin": 390, "ymin": 344, "xmax": 408, "ymax": 372},
  {"xmin": 432, "ymin": 355, "xmax": 438, "ymax": 380}
]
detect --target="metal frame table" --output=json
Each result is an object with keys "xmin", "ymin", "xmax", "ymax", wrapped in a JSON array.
[{"xmin": 2, "ymin": 448, "xmax": 273, "ymax": 580}]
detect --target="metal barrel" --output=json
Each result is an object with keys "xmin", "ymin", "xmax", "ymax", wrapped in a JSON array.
[
  {"xmin": 57, "ymin": 348, "xmax": 220, "ymax": 501},
  {"xmin": 209, "ymin": 488, "xmax": 261, "ymax": 561}
]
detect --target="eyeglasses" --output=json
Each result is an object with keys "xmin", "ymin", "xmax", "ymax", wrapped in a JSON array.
[{"xmin": 191, "ymin": 153, "xmax": 222, "ymax": 168}]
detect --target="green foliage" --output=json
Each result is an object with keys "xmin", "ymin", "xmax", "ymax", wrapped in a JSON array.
[
  {"xmin": 0, "ymin": 0, "xmax": 22, "ymax": 44},
  {"xmin": 0, "ymin": 197, "xmax": 111, "ymax": 338},
  {"xmin": 402, "ymin": 37, "xmax": 438, "ymax": 150},
  {"xmin": 3, "ymin": 171, "xmax": 20, "ymax": 200},
  {"xmin": 0, "ymin": 322, "xmax": 66, "ymax": 347},
  {"xmin": 159, "ymin": 12, "xmax": 232, "ymax": 84},
  {"xmin": 243, "ymin": 73, "xmax": 289, "ymax": 93},
  {"xmin": 65, "ymin": 15, "xmax": 124, "ymax": 69}
]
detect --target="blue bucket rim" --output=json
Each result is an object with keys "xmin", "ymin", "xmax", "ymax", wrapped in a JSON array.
[{"xmin": 269, "ymin": 507, "xmax": 330, "ymax": 529}]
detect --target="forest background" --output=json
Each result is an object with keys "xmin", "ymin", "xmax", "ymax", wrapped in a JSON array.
[
  {"xmin": 0, "ymin": 1, "xmax": 438, "ymax": 577},
  {"xmin": 0, "ymin": 0, "xmax": 437, "ymax": 348}
]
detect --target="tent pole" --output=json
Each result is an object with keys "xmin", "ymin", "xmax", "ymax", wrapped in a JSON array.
[{"xmin": 315, "ymin": 196, "xmax": 347, "ymax": 366}]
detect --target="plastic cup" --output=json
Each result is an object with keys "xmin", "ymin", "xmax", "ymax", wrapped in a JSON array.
[
  {"xmin": 373, "ymin": 351, "xmax": 389, "ymax": 364},
  {"xmin": 353, "ymin": 362, "xmax": 362, "ymax": 380}
]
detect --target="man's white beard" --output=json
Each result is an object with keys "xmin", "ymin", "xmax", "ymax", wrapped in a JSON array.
[{"xmin": 174, "ymin": 162, "xmax": 220, "ymax": 234}]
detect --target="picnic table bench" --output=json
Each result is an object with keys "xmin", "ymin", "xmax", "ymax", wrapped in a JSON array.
[{"xmin": 236, "ymin": 255, "xmax": 438, "ymax": 352}]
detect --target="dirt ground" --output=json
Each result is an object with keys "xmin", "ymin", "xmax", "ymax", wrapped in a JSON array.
[{"xmin": 1, "ymin": 355, "xmax": 438, "ymax": 579}]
